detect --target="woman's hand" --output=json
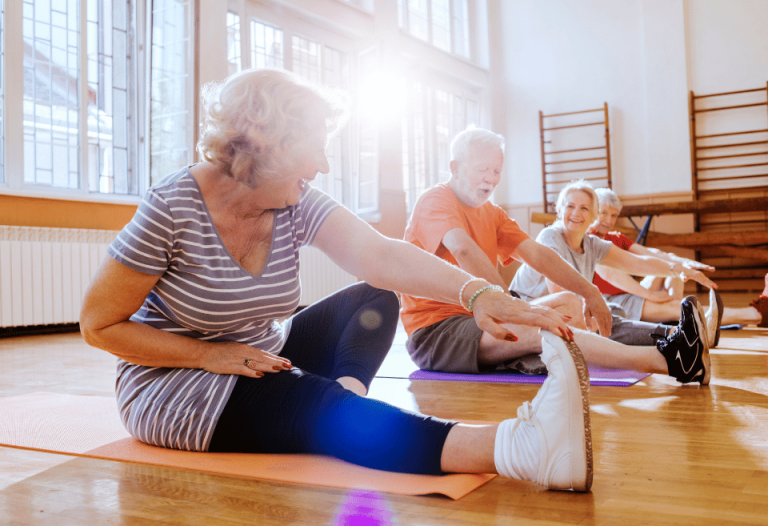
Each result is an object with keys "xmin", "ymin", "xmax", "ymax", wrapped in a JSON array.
[
  {"xmin": 200, "ymin": 341, "xmax": 293, "ymax": 378},
  {"xmin": 582, "ymin": 289, "xmax": 613, "ymax": 337},
  {"xmin": 678, "ymin": 265, "xmax": 717, "ymax": 289},
  {"xmin": 471, "ymin": 290, "xmax": 574, "ymax": 342}
]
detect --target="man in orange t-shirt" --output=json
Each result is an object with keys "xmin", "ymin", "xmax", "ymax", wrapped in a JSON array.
[{"xmin": 400, "ymin": 128, "xmax": 612, "ymax": 373}]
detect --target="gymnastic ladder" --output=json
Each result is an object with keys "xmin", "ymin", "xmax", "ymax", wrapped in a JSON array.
[
  {"xmin": 689, "ymin": 82, "xmax": 768, "ymax": 292},
  {"xmin": 539, "ymin": 103, "xmax": 613, "ymax": 214}
]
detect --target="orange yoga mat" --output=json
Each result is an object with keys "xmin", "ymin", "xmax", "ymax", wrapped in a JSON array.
[{"xmin": 0, "ymin": 393, "xmax": 495, "ymax": 500}]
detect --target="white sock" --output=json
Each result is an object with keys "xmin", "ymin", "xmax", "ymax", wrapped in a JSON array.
[{"xmin": 494, "ymin": 415, "xmax": 541, "ymax": 481}]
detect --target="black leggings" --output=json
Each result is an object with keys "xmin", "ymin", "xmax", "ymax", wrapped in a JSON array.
[{"xmin": 209, "ymin": 282, "xmax": 457, "ymax": 475}]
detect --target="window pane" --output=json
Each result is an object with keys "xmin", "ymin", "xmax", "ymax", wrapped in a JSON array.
[
  {"xmin": 23, "ymin": 0, "xmax": 80, "ymax": 189},
  {"xmin": 319, "ymin": 46, "xmax": 348, "ymax": 204},
  {"xmin": 292, "ymin": 35, "xmax": 321, "ymax": 84},
  {"xmin": 0, "ymin": 0, "xmax": 4, "ymax": 184},
  {"xmin": 431, "ymin": 0, "xmax": 450, "ymax": 52},
  {"xmin": 151, "ymin": 0, "xmax": 191, "ymax": 185},
  {"xmin": 403, "ymin": 81, "xmax": 427, "ymax": 212},
  {"xmin": 451, "ymin": 0, "xmax": 469, "ymax": 58},
  {"xmin": 407, "ymin": 0, "xmax": 428, "ymax": 42},
  {"xmin": 435, "ymin": 89, "xmax": 451, "ymax": 183},
  {"xmin": 356, "ymin": 49, "xmax": 378, "ymax": 213},
  {"xmin": 226, "ymin": 11, "xmax": 240, "ymax": 76},
  {"xmin": 87, "ymin": 0, "xmax": 134, "ymax": 195},
  {"xmin": 250, "ymin": 19, "xmax": 283, "ymax": 70}
]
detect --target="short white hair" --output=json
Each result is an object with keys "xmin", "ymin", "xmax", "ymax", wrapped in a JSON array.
[
  {"xmin": 555, "ymin": 180, "xmax": 599, "ymax": 224},
  {"xmin": 595, "ymin": 187, "xmax": 623, "ymax": 212},
  {"xmin": 450, "ymin": 127, "xmax": 505, "ymax": 164}
]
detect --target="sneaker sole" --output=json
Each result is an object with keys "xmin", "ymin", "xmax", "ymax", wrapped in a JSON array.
[
  {"xmin": 686, "ymin": 295, "xmax": 711, "ymax": 385},
  {"xmin": 542, "ymin": 331, "xmax": 593, "ymax": 492},
  {"xmin": 713, "ymin": 290, "xmax": 724, "ymax": 348}
]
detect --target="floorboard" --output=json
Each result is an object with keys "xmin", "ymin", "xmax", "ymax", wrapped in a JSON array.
[{"xmin": 1, "ymin": 319, "xmax": 767, "ymax": 525}]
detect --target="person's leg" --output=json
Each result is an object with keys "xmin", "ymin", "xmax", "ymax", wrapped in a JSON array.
[
  {"xmin": 211, "ymin": 332, "xmax": 594, "ymax": 491},
  {"xmin": 608, "ymin": 315, "xmax": 670, "ymax": 346},
  {"xmin": 480, "ymin": 300, "xmax": 708, "ymax": 383},
  {"xmin": 640, "ymin": 298, "xmax": 683, "ymax": 323},
  {"xmin": 531, "ymin": 291, "xmax": 588, "ymax": 330},
  {"xmin": 640, "ymin": 275, "xmax": 684, "ymax": 301},
  {"xmin": 281, "ymin": 282, "xmax": 400, "ymax": 395},
  {"xmin": 209, "ymin": 368, "xmax": 456, "ymax": 474}
]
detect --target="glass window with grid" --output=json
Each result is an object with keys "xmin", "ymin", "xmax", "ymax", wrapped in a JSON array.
[
  {"xmin": 402, "ymin": 80, "xmax": 480, "ymax": 212},
  {"xmin": 227, "ymin": 11, "xmax": 241, "ymax": 76},
  {"xmin": 150, "ymin": 0, "xmax": 192, "ymax": 186},
  {"xmin": 245, "ymin": 17, "xmax": 365, "ymax": 213},
  {"xmin": 398, "ymin": 0, "xmax": 470, "ymax": 59},
  {"xmin": 18, "ymin": 0, "xmax": 137, "ymax": 195}
]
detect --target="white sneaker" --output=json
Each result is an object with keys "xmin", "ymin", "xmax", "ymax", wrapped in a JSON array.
[
  {"xmin": 706, "ymin": 289, "xmax": 723, "ymax": 348},
  {"xmin": 495, "ymin": 330, "xmax": 593, "ymax": 492}
]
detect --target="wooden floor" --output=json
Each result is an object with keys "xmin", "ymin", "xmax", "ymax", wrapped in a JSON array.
[{"xmin": 1, "ymin": 319, "xmax": 767, "ymax": 525}]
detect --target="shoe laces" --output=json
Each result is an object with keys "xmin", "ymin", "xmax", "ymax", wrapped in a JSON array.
[{"xmin": 517, "ymin": 401, "xmax": 533, "ymax": 421}]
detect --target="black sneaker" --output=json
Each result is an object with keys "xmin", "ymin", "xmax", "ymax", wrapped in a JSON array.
[{"xmin": 653, "ymin": 296, "xmax": 711, "ymax": 385}]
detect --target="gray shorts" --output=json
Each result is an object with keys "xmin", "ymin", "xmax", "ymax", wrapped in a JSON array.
[
  {"xmin": 406, "ymin": 315, "xmax": 488, "ymax": 374},
  {"xmin": 604, "ymin": 293, "xmax": 645, "ymax": 321}
]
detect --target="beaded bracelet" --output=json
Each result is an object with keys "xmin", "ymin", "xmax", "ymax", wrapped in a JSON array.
[
  {"xmin": 467, "ymin": 284, "xmax": 504, "ymax": 313},
  {"xmin": 459, "ymin": 278, "xmax": 488, "ymax": 310}
]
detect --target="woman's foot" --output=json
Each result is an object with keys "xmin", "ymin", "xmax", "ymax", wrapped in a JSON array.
[
  {"xmin": 749, "ymin": 272, "xmax": 768, "ymax": 328},
  {"xmin": 494, "ymin": 330, "xmax": 592, "ymax": 492}
]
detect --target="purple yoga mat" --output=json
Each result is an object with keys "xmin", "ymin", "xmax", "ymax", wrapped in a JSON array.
[{"xmin": 409, "ymin": 366, "xmax": 650, "ymax": 387}]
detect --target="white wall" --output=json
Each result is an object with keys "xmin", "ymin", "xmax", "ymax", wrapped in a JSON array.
[
  {"xmin": 492, "ymin": 0, "xmax": 768, "ymax": 207},
  {"xmin": 685, "ymin": 0, "xmax": 768, "ymax": 94}
]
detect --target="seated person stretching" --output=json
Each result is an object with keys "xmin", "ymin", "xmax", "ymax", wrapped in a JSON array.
[
  {"xmin": 590, "ymin": 187, "xmax": 768, "ymax": 342},
  {"xmin": 401, "ymin": 128, "xmax": 710, "ymax": 385},
  {"xmin": 81, "ymin": 68, "xmax": 610, "ymax": 493}
]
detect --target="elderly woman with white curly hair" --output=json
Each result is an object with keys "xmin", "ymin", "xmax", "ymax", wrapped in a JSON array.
[{"xmin": 80, "ymin": 68, "xmax": 596, "ymax": 492}]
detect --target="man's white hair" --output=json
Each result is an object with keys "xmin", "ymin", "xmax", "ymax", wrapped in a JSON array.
[
  {"xmin": 595, "ymin": 187, "xmax": 622, "ymax": 212},
  {"xmin": 450, "ymin": 127, "xmax": 505, "ymax": 164}
]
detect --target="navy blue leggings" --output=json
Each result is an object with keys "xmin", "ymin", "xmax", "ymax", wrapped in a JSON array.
[{"xmin": 209, "ymin": 282, "xmax": 457, "ymax": 475}]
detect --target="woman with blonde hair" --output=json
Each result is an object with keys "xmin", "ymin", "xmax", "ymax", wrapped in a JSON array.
[
  {"xmin": 511, "ymin": 180, "xmax": 714, "ymax": 383},
  {"xmin": 81, "ymin": 69, "xmax": 596, "ymax": 492}
]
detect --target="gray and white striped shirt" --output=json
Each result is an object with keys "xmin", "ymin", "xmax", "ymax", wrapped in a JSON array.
[{"xmin": 107, "ymin": 168, "xmax": 339, "ymax": 451}]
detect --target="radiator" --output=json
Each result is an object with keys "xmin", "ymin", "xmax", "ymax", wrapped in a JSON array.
[
  {"xmin": 0, "ymin": 226, "xmax": 357, "ymax": 327},
  {"xmin": 0, "ymin": 226, "xmax": 117, "ymax": 328},
  {"xmin": 298, "ymin": 245, "xmax": 358, "ymax": 306}
]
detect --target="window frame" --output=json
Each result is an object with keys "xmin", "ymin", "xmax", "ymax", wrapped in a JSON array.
[
  {"xmin": 0, "ymin": 0, "xmax": 144, "ymax": 204},
  {"xmin": 231, "ymin": 0, "xmax": 379, "ymax": 217}
]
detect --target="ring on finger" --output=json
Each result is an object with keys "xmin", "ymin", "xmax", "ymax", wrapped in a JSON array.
[{"xmin": 244, "ymin": 359, "xmax": 252, "ymax": 369}]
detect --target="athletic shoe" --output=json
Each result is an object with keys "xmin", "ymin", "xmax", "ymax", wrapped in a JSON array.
[
  {"xmin": 750, "ymin": 296, "xmax": 768, "ymax": 328},
  {"xmin": 499, "ymin": 353, "xmax": 548, "ymax": 375},
  {"xmin": 654, "ymin": 296, "xmax": 710, "ymax": 385},
  {"xmin": 494, "ymin": 330, "xmax": 592, "ymax": 492},
  {"xmin": 706, "ymin": 288, "xmax": 724, "ymax": 347}
]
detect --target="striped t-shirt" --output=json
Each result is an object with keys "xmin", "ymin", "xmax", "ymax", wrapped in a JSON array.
[{"xmin": 107, "ymin": 167, "xmax": 340, "ymax": 451}]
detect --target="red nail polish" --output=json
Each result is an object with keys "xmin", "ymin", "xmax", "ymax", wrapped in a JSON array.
[
  {"xmin": 504, "ymin": 333, "xmax": 518, "ymax": 342},
  {"xmin": 273, "ymin": 365, "xmax": 282, "ymax": 371}
]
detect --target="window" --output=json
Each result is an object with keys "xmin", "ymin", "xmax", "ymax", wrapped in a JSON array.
[
  {"xmin": 226, "ymin": 11, "xmax": 241, "ymax": 75},
  {"xmin": 250, "ymin": 19, "xmax": 283, "ymax": 70},
  {"xmin": 398, "ymin": 0, "xmax": 470, "ymax": 59},
  {"xmin": 241, "ymin": 12, "xmax": 374, "ymax": 214},
  {"xmin": 8, "ymin": 0, "xmax": 139, "ymax": 196},
  {"xmin": 402, "ymin": 79, "xmax": 479, "ymax": 211},
  {"xmin": 150, "ymin": 0, "xmax": 193, "ymax": 186}
]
